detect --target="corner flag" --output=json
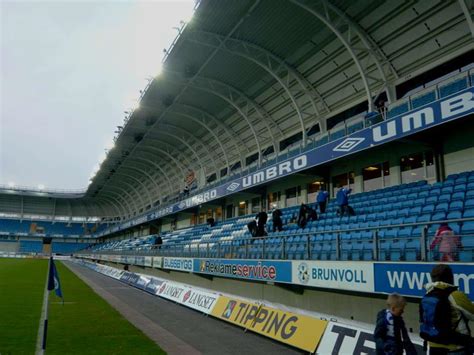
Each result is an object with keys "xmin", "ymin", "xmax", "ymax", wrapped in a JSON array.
[{"xmin": 47, "ymin": 257, "xmax": 63, "ymax": 300}]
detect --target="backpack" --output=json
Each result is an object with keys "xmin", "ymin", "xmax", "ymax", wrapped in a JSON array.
[
  {"xmin": 420, "ymin": 288, "xmax": 453, "ymax": 344},
  {"xmin": 420, "ymin": 287, "xmax": 470, "ymax": 346}
]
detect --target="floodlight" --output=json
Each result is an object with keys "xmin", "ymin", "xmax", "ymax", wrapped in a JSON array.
[
  {"xmin": 8, "ymin": 182, "xmax": 15, "ymax": 188},
  {"xmin": 38, "ymin": 184, "xmax": 45, "ymax": 190}
]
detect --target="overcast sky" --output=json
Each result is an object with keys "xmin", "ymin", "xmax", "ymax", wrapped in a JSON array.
[{"xmin": 0, "ymin": 0, "xmax": 195, "ymax": 190}]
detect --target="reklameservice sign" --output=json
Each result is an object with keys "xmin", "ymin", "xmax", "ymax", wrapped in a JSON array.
[
  {"xmin": 211, "ymin": 296, "xmax": 327, "ymax": 352},
  {"xmin": 292, "ymin": 261, "xmax": 374, "ymax": 292},
  {"xmin": 156, "ymin": 281, "xmax": 218, "ymax": 314},
  {"xmin": 194, "ymin": 258, "xmax": 292, "ymax": 283},
  {"xmin": 374, "ymin": 262, "xmax": 474, "ymax": 298}
]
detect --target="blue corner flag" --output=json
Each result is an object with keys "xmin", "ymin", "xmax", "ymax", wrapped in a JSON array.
[{"xmin": 47, "ymin": 257, "xmax": 63, "ymax": 301}]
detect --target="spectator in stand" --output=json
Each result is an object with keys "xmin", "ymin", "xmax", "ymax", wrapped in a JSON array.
[
  {"xmin": 374, "ymin": 293, "xmax": 416, "ymax": 355},
  {"xmin": 154, "ymin": 235, "xmax": 163, "ymax": 249},
  {"xmin": 183, "ymin": 185, "xmax": 190, "ymax": 197},
  {"xmin": 255, "ymin": 210, "xmax": 268, "ymax": 237},
  {"xmin": 207, "ymin": 217, "xmax": 216, "ymax": 228},
  {"xmin": 308, "ymin": 207, "xmax": 318, "ymax": 222},
  {"xmin": 272, "ymin": 208, "xmax": 283, "ymax": 232},
  {"xmin": 430, "ymin": 223, "xmax": 462, "ymax": 262},
  {"xmin": 336, "ymin": 186, "xmax": 353, "ymax": 217},
  {"xmin": 297, "ymin": 203, "xmax": 308, "ymax": 229},
  {"xmin": 247, "ymin": 220, "xmax": 257, "ymax": 238},
  {"xmin": 317, "ymin": 188, "xmax": 329, "ymax": 213}
]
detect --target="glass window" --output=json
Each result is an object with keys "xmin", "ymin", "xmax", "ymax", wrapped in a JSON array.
[
  {"xmin": 285, "ymin": 186, "xmax": 301, "ymax": 207},
  {"xmin": 332, "ymin": 172, "xmax": 355, "ymax": 196},
  {"xmin": 226, "ymin": 205, "xmax": 234, "ymax": 219},
  {"xmin": 268, "ymin": 191, "xmax": 281, "ymax": 209},
  {"xmin": 251, "ymin": 197, "xmax": 261, "ymax": 213},
  {"xmin": 363, "ymin": 162, "xmax": 390, "ymax": 191},
  {"xmin": 307, "ymin": 180, "xmax": 325, "ymax": 203},
  {"xmin": 238, "ymin": 201, "xmax": 247, "ymax": 216},
  {"xmin": 401, "ymin": 151, "xmax": 436, "ymax": 183}
]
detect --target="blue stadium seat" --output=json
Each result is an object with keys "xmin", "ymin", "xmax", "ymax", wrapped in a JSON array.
[
  {"xmin": 439, "ymin": 77, "xmax": 468, "ymax": 98},
  {"xmin": 463, "ymin": 209, "xmax": 474, "ymax": 218},
  {"xmin": 411, "ymin": 90, "xmax": 436, "ymax": 109},
  {"xmin": 462, "ymin": 221, "xmax": 474, "ymax": 235},
  {"xmin": 387, "ymin": 102, "xmax": 409, "ymax": 119}
]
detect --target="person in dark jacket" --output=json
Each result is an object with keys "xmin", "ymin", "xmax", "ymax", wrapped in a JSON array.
[
  {"xmin": 247, "ymin": 220, "xmax": 257, "ymax": 238},
  {"xmin": 336, "ymin": 186, "xmax": 353, "ymax": 217},
  {"xmin": 308, "ymin": 207, "xmax": 318, "ymax": 222},
  {"xmin": 317, "ymin": 188, "xmax": 329, "ymax": 213},
  {"xmin": 297, "ymin": 203, "xmax": 308, "ymax": 229},
  {"xmin": 255, "ymin": 211, "xmax": 268, "ymax": 237},
  {"xmin": 374, "ymin": 293, "xmax": 416, "ymax": 355},
  {"xmin": 154, "ymin": 235, "xmax": 163, "ymax": 249},
  {"xmin": 272, "ymin": 209, "xmax": 283, "ymax": 232}
]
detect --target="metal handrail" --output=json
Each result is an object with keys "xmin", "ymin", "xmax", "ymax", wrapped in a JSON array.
[{"xmin": 81, "ymin": 217, "xmax": 474, "ymax": 262}]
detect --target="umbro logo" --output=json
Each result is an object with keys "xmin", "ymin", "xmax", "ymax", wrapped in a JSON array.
[
  {"xmin": 226, "ymin": 182, "xmax": 240, "ymax": 191},
  {"xmin": 333, "ymin": 137, "xmax": 365, "ymax": 152}
]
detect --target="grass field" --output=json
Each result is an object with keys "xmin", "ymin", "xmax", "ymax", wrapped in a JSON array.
[
  {"xmin": 0, "ymin": 258, "xmax": 165, "ymax": 355},
  {"xmin": 0, "ymin": 258, "xmax": 47, "ymax": 354}
]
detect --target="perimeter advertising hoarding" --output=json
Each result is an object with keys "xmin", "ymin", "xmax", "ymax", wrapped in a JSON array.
[
  {"xmin": 316, "ymin": 322, "xmax": 423, "ymax": 354},
  {"xmin": 291, "ymin": 261, "xmax": 374, "ymax": 292},
  {"xmin": 162, "ymin": 257, "xmax": 194, "ymax": 272},
  {"xmin": 373, "ymin": 263, "xmax": 474, "ymax": 298},
  {"xmin": 152, "ymin": 256, "xmax": 163, "ymax": 269},
  {"xmin": 211, "ymin": 296, "xmax": 327, "ymax": 352},
  {"xmin": 194, "ymin": 258, "xmax": 292, "ymax": 283},
  {"xmin": 156, "ymin": 281, "xmax": 218, "ymax": 315},
  {"xmin": 144, "ymin": 277, "xmax": 163, "ymax": 294},
  {"xmin": 98, "ymin": 87, "xmax": 474, "ymax": 236},
  {"xmin": 144, "ymin": 256, "xmax": 153, "ymax": 267}
]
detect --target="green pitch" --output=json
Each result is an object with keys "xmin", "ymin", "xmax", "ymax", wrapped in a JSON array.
[{"xmin": 0, "ymin": 258, "xmax": 165, "ymax": 355}]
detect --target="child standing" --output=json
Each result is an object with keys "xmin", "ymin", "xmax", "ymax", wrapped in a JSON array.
[{"xmin": 374, "ymin": 293, "xmax": 417, "ymax": 355}]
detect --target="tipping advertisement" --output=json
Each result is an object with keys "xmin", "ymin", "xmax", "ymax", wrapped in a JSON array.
[
  {"xmin": 194, "ymin": 258, "xmax": 292, "ymax": 282},
  {"xmin": 211, "ymin": 296, "xmax": 327, "ymax": 352},
  {"xmin": 292, "ymin": 261, "xmax": 374, "ymax": 291},
  {"xmin": 374, "ymin": 263, "xmax": 474, "ymax": 298},
  {"xmin": 162, "ymin": 257, "xmax": 193, "ymax": 272}
]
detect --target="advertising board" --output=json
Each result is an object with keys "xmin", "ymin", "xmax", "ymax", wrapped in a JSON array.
[
  {"xmin": 374, "ymin": 263, "xmax": 474, "ymax": 298},
  {"xmin": 162, "ymin": 257, "xmax": 193, "ymax": 272},
  {"xmin": 194, "ymin": 258, "xmax": 292, "ymax": 283},
  {"xmin": 211, "ymin": 296, "xmax": 327, "ymax": 352},
  {"xmin": 292, "ymin": 261, "xmax": 374, "ymax": 292}
]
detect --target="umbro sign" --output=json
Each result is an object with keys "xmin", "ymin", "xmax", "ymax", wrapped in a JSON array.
[{"xmin": 333, "ymin": 138, "xmax": 365, "ymax": 152}]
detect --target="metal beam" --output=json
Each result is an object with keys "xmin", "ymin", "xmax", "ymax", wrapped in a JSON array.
[
  {"xmin": 114, "ymin": 172, "xmax": 153, "ymax": 209},
  {"xmin": 166, "ymin": 110, "xmax": 230, "ymax": 172},
  {"xmin": 290, "ymin": 0, "xmax": 393, "ymax": 111},
  {"xmin": 133, "ymin": 157, "xmax": 175, "ymax": 197},
  {"xmin": 187, "ymin": 29, "xmax": 329, "ymax": 137},
  {"xmin": 459, "ymin": 0, "xmax": 474, "ymax": 39},
  {"xmin": 121, "ymin": 165, "xmax": 162, "ymax": 205}
]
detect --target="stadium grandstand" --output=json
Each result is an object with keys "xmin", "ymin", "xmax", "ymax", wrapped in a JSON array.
[{"xmin": 1, "ymin": 0, "xmax": 474, "ymax": 353}]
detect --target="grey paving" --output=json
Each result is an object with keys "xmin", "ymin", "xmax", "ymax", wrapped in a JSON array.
[{"xmin": 64, "ymin": 261, "xmax": 304, "ymax": 355}]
